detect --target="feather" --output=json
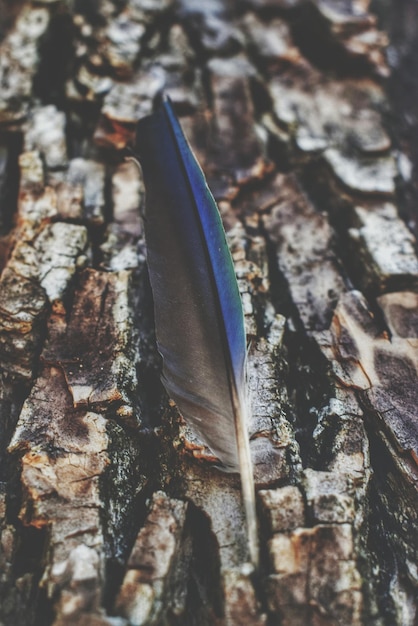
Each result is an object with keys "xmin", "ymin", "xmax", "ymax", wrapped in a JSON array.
[{"xmin": 134, "ymin": 98, "xmax": 258, "ymax": 567}]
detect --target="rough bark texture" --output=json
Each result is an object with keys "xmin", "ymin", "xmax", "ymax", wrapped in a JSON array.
[{"xmin": 0, "ymin": 1, "xmax": 417, "ymax": 625}]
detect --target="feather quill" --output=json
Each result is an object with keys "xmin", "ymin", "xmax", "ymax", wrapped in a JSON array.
[{"xmin": 134, "ymin": 98, "xmax": 258, "ymax": 567}]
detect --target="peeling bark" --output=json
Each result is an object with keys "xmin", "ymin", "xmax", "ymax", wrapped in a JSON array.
[{"xmin": 0, "ymin": 1, "xmax": 417, "ymax": 625}]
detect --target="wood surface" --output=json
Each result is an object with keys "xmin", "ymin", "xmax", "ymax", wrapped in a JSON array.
[{"xmin": 0, "ymin": 1, "xmax": 417, "ymax": 624}]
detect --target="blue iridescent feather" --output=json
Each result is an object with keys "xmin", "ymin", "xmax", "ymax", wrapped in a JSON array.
[
  {"xmin": 135, "ymin": 98, "xmax": 257, "ymax": 565},
  {"xmin": 162, "ymin": 102, "xmax": 246, "ymax": 388}
]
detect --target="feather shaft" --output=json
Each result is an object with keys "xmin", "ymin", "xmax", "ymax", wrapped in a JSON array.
[{"xmin": 135, "ymin": 99, "xmax": 258, "ymax": 567}]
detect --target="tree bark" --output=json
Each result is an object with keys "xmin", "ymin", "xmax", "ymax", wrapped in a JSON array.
[{"xmin": 0, "ymin": 1, "xmax": 417, "ymax": 625}]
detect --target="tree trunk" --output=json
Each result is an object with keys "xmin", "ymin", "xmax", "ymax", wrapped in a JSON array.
[{"xmin": 0, "ymin": 1, "xmax": 417, "ymax": 625}]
